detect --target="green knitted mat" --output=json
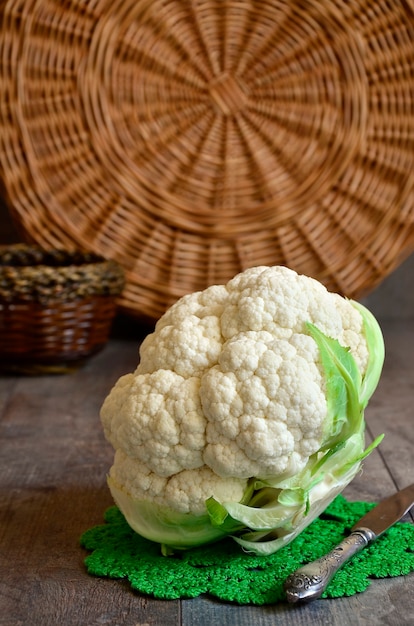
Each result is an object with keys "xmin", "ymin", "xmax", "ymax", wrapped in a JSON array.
[{"xmin": 80, "ymin": 495, "xmax": 414, "ymax": 605}]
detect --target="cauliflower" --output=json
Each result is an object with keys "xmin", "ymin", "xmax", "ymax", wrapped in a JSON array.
[{"xmin": 101, "ymin": 266, "xmax": 385, "ymax": 555}]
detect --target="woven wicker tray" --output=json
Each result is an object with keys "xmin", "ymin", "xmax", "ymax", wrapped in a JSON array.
[{"xmin": 1, "ymin": 1, "xmax": 414, "ymax": 321}]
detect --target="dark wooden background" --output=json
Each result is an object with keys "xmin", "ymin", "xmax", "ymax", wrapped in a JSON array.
[{"xmin": 0, "ymin": 197, "xmax": 20, "ymax": 244}]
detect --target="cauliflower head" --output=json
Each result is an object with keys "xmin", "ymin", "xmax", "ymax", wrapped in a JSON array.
[{"xmin": 101, "ymin": 266, "xmax": 384, "ymax": 555}]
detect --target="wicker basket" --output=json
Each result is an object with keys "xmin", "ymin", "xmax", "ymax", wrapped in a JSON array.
[
  {"xmin": 1, "ymin": 1, "xmax": 414, "ymax": 321},
  {"xmin": 0, "ymin": 245, "xmax": 125, "ymax": 373}
]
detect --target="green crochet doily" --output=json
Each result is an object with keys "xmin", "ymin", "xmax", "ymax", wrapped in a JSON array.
[{"xmin": 80, "ymin": 495, "xmax": 414, "ymax": 605}]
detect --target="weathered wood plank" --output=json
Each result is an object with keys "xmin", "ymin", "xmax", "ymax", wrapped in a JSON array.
[
  {"xmin": 182, "ymin": 578, "xmax": 414, "ymax": 626},
  {"xmin": 1, "ymin": 322, "xmax": 413, "ymax": 626},
  {"xmin": 0, "ymin": 338, "xmax": 181, "ymax": 626},
  {"xmin": 363, "ymin": 321, "xmax": 414, "ymax": 492},
  {"xmin": 0, "ymin": 377, "xmax": 17, "ymax": 418}
]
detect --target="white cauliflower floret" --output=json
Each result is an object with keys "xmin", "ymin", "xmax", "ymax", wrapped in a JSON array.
[
  {"xmin": 222, "ymin": 266, "xmax": 369, "ymax": 369},
  {"xmin": 101, "ymin": 265, "xmax": 384, "ymax": 553},
  {"xmin": 101, "ymin": 370, "xmax": 206, "ymax": 476},
  {"xmin": 201, "ymin": 331, "xmax": 325, "ymax": 479},
  {"xmin": 137, "ymin": 284, "xmax": 228, "ymax": 377},
  {"xmin": 109, "ymin": 450, "xmax": 247, "ymax": 515}
]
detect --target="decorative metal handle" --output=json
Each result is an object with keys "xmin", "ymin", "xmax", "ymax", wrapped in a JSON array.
[{"xmin": 283, "ymin": 527, "xmax": 376, "ymax": 603}]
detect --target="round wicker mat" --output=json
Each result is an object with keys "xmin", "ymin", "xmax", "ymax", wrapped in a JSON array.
[{"xmin": 1, "ymin": 0, "xmax": 414, "ymax": 321}]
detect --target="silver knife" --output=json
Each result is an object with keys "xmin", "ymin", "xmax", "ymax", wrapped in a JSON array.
[{"xmin": 284, "ymin": 483, "xmax": 414, "ymax": 603}]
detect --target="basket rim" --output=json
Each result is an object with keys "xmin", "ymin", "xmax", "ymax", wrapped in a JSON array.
[{"xmin": 0, "ymin": 244, "xmax": 125, "ymax": 303}]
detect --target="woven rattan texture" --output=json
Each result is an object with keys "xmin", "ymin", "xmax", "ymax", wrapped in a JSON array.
[
  {"xmin": 0, "ymin": 297, "xmax": 117, "ymax": 371},
  {"xmin": 1, "ymin": 1, "xmax": 414, "ymax": 320},
  {"xmin": 0, "ymin": 244, "xmax": 125, "ymax": 302},
  {"xmin": 0, "ymin": 244, "xmax": 124, "ymax": 371}
]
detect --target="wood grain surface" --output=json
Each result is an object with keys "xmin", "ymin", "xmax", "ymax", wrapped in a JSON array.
[{"xmin": 0, "ymin": 320, "xmax": 413, "ymax": 626}]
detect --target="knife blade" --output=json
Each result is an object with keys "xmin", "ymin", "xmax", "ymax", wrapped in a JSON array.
[{"xmin": 284, "ymin": 483, "xmax": 414, "ymax": 603}]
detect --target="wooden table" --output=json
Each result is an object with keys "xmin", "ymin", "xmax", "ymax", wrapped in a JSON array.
[{"xmin": 1, "ymin": 318, "xmax": 413, "ymax": 625}]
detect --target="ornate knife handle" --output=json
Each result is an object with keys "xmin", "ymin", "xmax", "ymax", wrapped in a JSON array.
[{"xmin": 283, "ymin": 527, "xmax": 376, "ymax": 603}]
